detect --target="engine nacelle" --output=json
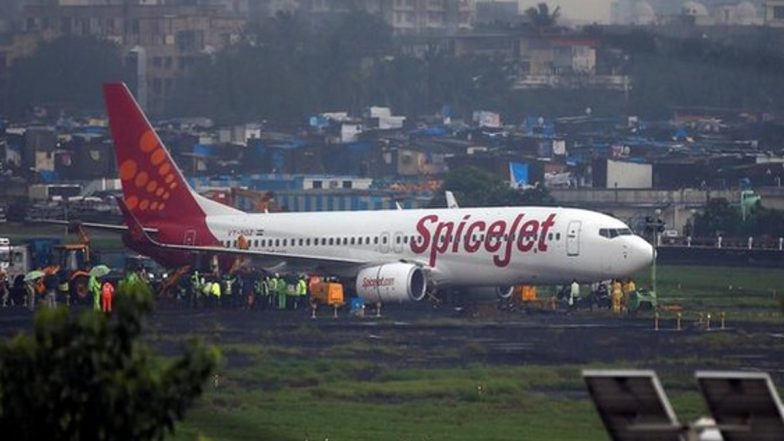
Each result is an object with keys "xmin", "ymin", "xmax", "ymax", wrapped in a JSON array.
[
  {"xmin": 356, "ymin": 263, "xmax": 427, "ymax": 303},
  {"xmin": 462, "ymin": 285, "xmax": 515, "ymax": 300}
]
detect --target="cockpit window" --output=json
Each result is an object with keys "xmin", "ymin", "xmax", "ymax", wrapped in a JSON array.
[{"xmin": 600, "ymin": 228, "xmax": 633, "ymax": 239}]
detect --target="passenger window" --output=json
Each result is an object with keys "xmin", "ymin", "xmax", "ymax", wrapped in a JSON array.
[
  {"xmin": 350, "ymin": 237, "xmax": 355, "ymax": 245},
  {"xmin": 556, "ymin": 233, "xmax": 561, "ymax": 240},
  {"xmin": 548, "ymin": 233, "xmax": 553, "ymax": 240},
  {"xmin": 275, "ymin": 239, "xmax": 280, "ymax": 247},
  {"xmin": 374, "ymin": 237, "xmax": 379, "ymax": 245},
  {"xmin": 329, "ymin": 238, "xmax": 334, "ymax": 245},
  {"xmin": 382, "ymin": 236, "xmax": 388, "ymax": 244}
]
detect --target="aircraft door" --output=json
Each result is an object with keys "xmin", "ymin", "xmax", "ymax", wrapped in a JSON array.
[
  {"xmin": 184, "ymin": 229, "xmax": 196, "ymax": 245},
  {"xmin": 566, "ymin": 221, "xmax": 581, "ymax": 257}
]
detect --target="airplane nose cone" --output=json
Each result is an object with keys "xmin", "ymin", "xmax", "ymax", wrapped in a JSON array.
[{"xmin": 631, "ymin": 237, "xmax": 655, "ymax": 271}]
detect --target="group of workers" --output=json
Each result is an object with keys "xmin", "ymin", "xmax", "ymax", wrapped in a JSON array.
[
  {"xmin": 185, "ymin": 271, "xmax": 310, "ymax": 310},
  {"xmin": 0, "ymin": 269, "xmax": 133, "ymax": 313},
  {"xmin": 562, "ymin": 278, "xmax": 638, "ymax": 314}
]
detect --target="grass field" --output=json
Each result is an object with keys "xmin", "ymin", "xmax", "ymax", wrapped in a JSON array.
[
  {"xmin": 0, "ymin": 220, "xmax": 781, "ymax": 440},
  {"xmin": 161, "ymin": 264, "xmax": 784, "ymax": 441},
  {"xmin": 636, "ymin": 264, "xmax": 784, "ymax": 321}
]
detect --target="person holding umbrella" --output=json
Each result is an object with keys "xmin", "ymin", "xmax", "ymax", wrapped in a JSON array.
[{"xmin": 89, "ymin": 265, "xmax": 111, "ymax": 312}]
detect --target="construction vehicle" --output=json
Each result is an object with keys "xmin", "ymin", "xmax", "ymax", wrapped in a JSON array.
[
  {"xmin": 45, "ymin": 223, "xmax": 94, "ymax": 300},
  {"xmin": 627, "ymin": 288, "xmax": 658, "ymax": 313}
]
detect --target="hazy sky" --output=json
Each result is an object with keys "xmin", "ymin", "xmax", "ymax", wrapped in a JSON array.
[{"xmin": 513, "ymin": 0, "xmax": 612, "ymax": 24}]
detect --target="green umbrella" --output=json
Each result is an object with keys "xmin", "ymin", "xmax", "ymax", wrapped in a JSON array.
[
  {"xmin": 89, "ymin": 265, "xmax": 111, "ymax": 278},
  {"xmin": 24, "ymin": 270, "xmax": 45, "ymax": 282}
]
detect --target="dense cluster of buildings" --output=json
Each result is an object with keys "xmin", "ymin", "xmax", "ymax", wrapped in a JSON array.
[
  {"xmin": 1, "ymin": 99, "xmax": 783, "ymax": 234},
  {"xmin": 2, "ymin": 0, "xmax": 782, "ymax": 116},
  {"xmin": 1, "ymin": 1, "xmax": 784, "ymax": 237}
]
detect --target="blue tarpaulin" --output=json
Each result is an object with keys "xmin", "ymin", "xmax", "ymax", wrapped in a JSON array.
[
  {"xmin": 193, "ymin": 144, "xmax": 215, "ymax": 156},
  {"xmin": 509, "ymin": 162, "xmax": 529, "ymax": 188},
  {"xmin": 411, "ymin": 127, "xmax": 448, "ymax": 137}
]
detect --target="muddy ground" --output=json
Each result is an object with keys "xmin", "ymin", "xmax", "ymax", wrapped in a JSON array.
[{"xmin": 3, "ymin": 303, "xmax": 782, "ymax": 385}]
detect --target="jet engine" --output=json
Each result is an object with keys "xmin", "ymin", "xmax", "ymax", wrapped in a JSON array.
[{"xmin": 356, "ymin": 263, "xmax": 427, "ymax": 303}]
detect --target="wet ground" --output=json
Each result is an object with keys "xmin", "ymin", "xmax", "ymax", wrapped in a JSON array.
[{"xmin": 3, "ymin": 302, "xmax": 781, "ymax": 384}]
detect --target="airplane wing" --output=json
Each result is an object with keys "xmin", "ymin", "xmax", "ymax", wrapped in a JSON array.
[
  {"xmin": 116, "ymin": 197, "xmax": 364, "ymax": 267},
  {"xmin": 29, "ymin": 219, "xmax": 159, "ymax": 234}
]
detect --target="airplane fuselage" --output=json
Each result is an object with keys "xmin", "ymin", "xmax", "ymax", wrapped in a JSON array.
[{"xmin": 201, "ymin": 206, "xmax": 653, "ymax": 285}]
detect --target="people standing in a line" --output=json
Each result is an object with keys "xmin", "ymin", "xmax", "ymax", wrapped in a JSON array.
[
  {"xmin": 210, "ymin": 278, "xmax": 222, "ymax": 306},
  {"xmin": 0, "ymin": 271, "xmax": 9, "ymax": 307},
  {"xmin": 254, "ymin": 275, "xmax": 269, "ymax": 310},
  {"xmin": 44, "ymin": 273, "xmax": 58, "ymax": 308},
  {"xmin": 101, "ymin": 280, "xmax": 115, "ymax": 313},
  {"xmin": 286, "ymin": 279, "xmax": 297, "ymax": 310},
  {"xmin": 276, "ymin": 275, "xmax": 287, "ymax": 310},
  {"xmin": 25, "ymin": 280, "xmax": 36, "ymax": 311},
  {"xmin": 622, "ymin": 278, "xmax": 637, "ymax": 306},
  {"xmin": 296, "ymin": 276, "xmax": 308, "ymax": 310},
  {"xmin": 569, "ymin": 279, "xmax": 580, "ymax": 310},
  {"xmin": 190, "ymin": 270, "xmax": 201, "ymax": 308},
  {"xmin": 611, "ymin": 279, "xmax": 623, "ymax": 314},
  {"xmin": 57, "ymin": 269, "xmax": 70, "ymax": 306},
  {"xmin": 223, "ymin": 274, "xmax": 235, "ymax": 307}
]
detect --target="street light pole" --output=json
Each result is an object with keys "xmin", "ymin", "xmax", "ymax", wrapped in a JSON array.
[
  {"xmin": 650, "ymin": 209, "xmax": 662, "ymax": 295},
  {"xmin": 652, "ymin": 228, "xmax": 658, "ymax": 295}
]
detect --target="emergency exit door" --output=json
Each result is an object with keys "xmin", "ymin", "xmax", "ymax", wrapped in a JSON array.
[{"xmin": 566, "ymin": 221, "xmax": 581, "ymax": 256}]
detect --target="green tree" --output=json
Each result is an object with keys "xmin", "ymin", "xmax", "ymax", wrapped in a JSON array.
[
  {"xmin": 691, "ymin": 198, "xmax": 784, "ymax": 237},
  {"xmin": 0, "ymin": 279, "xmax": 219, "ymax": 440},
  {"xmin": 525, "ymin": 2, "xmax": 561, "ymax": 33},
  {"xmin": 431, "ymin": 167, "xmax": 555, "ymax": 207},
  {"xmin": 5, "ymin": 35, "xmax": 126, "ymax": 117},
  {"xmin": 692, "ymin": 198, "xmax": 742, "ymax": 236}
]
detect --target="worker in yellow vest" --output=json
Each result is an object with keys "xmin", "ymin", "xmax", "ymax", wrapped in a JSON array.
[
  {"xmin": 622, "ymin": 278, "xmax": 637, "ymax": 308},
  {"xmin": 611, "ymin": 279, "xmax": 623, "ymax": 314},
  {"xmin": 210, "ymin": 279, "xmax": 222, "ymax": 307},
  {"xmin": 296, "ymin": 276, "xmax": 308, "ymax": 310}
]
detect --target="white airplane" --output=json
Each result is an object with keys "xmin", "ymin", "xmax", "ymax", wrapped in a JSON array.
[{"xmin": 103, "ymin": 82, "xmax": 653, "ymax": 304}]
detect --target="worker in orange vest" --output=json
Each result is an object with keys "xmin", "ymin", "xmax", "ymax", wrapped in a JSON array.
[{"xmin": 101, "ymin": 281, "xmax": 115, "ymax": 313}]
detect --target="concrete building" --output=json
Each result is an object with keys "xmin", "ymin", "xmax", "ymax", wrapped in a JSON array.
[
  {"xmin": 299, "ymin": 0, "xmax": 476, "ymax": 35},
  {"xmin": 765, "ymin": 0, "xmax": 784, "ymax": 26},
  {"xmin": 14, "ymin": 0, "xmax": 246, "ymax": 114}
]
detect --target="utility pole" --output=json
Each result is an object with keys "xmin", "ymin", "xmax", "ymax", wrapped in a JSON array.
[{"xmin": 646, "ymin": 210, "xmax": 664, "ymax": 295}]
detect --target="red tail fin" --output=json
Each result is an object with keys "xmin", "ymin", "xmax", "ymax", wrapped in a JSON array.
[{"xmin": 104, "ymin": 83, "xmax": 206, "ymax": 226}]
